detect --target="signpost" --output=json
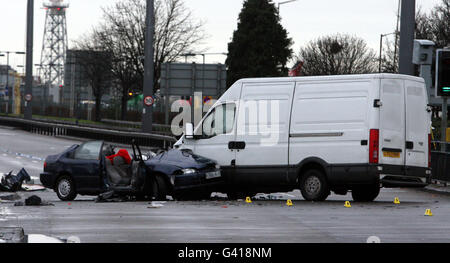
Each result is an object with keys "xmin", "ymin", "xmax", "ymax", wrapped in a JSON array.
[
  {"xmin": 142, "ymin": 0, "xmax": 154, "ymax": 133},
  {"xmin": 24, "ymin": 0, "xmax": 34, "ymax": 120}
]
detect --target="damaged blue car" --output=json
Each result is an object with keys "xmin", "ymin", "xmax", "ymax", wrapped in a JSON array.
[{"xmin": 40, "ymin": 140, "xmax": 223, "ymax": 201}]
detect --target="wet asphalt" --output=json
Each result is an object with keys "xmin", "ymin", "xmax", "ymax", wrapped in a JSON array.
[{"xmin": 1, "ymin": 126, "xmax": 450, "ymax": 243}]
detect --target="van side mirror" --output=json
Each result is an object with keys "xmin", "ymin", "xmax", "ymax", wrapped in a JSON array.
[{"xmin": 185, "ymin": 123, "xmax": 194, "ymax": 139}]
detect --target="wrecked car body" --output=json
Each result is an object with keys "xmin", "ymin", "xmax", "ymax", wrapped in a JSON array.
[
  {"xmin": 40, "ymin": 140, "xmax": 223, "ymax": 201},
  {"xmin": 0, "ymin": 168, "xmax": 31, "ymax": 192}
]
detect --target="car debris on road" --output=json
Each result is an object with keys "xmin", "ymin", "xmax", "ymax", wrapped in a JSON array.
[
  {"xmin": 0, "ymin": 168, "xmax": 31, "ymax": 192},
  {"xmin": 0, "ymin": 227, "xmax": 79, "ymax": 243},
  {"xmin": 13, "ymin": 195, "xmax": 54, "ymax": 207}
]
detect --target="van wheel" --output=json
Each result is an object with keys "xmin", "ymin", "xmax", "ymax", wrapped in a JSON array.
[
  {"xmin": 300, "ymin": 169, "xmax": 330, "ymax": 201},
  {"xmin": 55, "ymin": 175, "xmax": 77, "ymax": 201},
  {"xmin": 152, "ymin": 175, "xmax": 169, "ymax": 201},
  {"xmin": 351, "ymin": 184, "xmax": 380, "ymax": 202}
]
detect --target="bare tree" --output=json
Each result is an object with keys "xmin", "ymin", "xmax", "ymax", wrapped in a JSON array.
[
  {"xmin": 77, "ymin": 0, "xmax": 205, "ymax": 120},
  {"xmin": 295, "ymin": 34, "xmax": 377, "ymax": 76},
  {"xmin": 381, "ymin": 1, "xmax": 450, "ymax": 73}
]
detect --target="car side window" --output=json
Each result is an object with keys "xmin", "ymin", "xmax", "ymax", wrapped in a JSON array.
[
  {"xmin": 202, "ymin": 103, "xmax": 236, "ymax": 139},
  {"xmin": 73, "ymin": 141, "xmax": 102, "ymax": 160}
]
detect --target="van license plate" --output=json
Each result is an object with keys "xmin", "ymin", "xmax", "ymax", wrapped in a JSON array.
[
  {"xmin": 206, "ymin": 171, "xmax": 221, "ymax": 179},
  {"xmin": 383, "ymin": 151, "xmax": 401, "ymax": 158}
]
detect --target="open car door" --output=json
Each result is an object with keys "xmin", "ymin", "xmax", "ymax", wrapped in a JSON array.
[{"xmin": 130, "ymin": 140, "xmax": 153, "ymax": 194}]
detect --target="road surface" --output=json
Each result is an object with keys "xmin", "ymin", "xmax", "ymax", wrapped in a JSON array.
[{"xmin": 1, "ymin": 126, "xmax": 450, "ymax": 243}]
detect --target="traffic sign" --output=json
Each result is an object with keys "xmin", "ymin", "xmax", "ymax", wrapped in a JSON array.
[
  {"xmin": 144, "ymin": 96, "xmax": 154, "ymax": 107},
  {"xmin": 24, "ymin": 94, "xmax": 32, "ymax": 102}
]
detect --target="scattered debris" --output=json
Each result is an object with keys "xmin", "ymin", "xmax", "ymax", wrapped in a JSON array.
[
  {"xmin": 0, "ymin": 227, "xmax": 26, "ymax": 243},
  {"xmin": 0, "ymin": 168, "xmax": 31, "ymax": 192},
  {"xmin": 0, "ymin": 227, "xmax": 80, "ymax": 243},
  {"xmin": 254, "ymin": 193, "xmax": 296, "ymax": 200},
  {"xmin": 95, "ymin": 191, "xmax": 130, "ymax": 203},
  {"xmin": 14, "ymin": 195, "xmax": 53, "ymax": 206},
  {"xmin": 0, "ymin": 193, "xmax": 21, "ymax": 202},
  {"xmin": 147, "ymin": 201, "xmax": 164, "ymax": 208},
  {"xmin": 21, "ymin": 184, "xmax": 46, "ymax": 192},
  {"xmin": 27, "ymin": 234, "xmax": 64, "ymax": 243}
]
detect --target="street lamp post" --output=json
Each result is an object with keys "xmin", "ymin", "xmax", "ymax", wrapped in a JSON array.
[
  {"xmin": 142, "ymin": 0, "xmax": 155, "ymax": 133},
  {"xmin": 277, "ymin": 0, "xmax": 298, "ymax": 10}
]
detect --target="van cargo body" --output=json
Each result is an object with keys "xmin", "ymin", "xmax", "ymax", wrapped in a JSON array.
[{"xmin": 177, "ymin": 74, "xmax": 432, "ymax": 201}]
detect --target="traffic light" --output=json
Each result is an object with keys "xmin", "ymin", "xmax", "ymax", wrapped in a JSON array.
[{"xmin": 436, "ymin": 49, "xmax": 450, "ymax": 97}]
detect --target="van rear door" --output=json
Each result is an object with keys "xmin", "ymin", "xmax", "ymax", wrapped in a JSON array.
[
  {"xmin": 379, "ymin": 79, "xmax": 406, "ymax": 166},
  {"xmin": 405, "ymin": 80, "xmax": 429, "ymax": 168}
]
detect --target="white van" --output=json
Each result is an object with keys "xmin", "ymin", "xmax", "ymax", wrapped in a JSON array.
[{"xmin": 175, "ymin": 74, "xmax": 432, "ymax": 201}]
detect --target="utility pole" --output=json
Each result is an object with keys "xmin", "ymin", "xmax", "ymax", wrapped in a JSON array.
[
  {"xmin": 142, "ymin": 0, "xmax": 154, "ymax": 132},
  {"xmin": 398, "ymin": 0, "xmax": 415, "ymax": 76},
  {"xmin": 25, "ymin": 0, "xmax": 34, "ymax": 120}
]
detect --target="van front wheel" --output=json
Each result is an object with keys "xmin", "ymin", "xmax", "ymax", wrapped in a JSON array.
[
  {"xmin": 300, "ymin": 169, "xmax": 330, "ymax": 201},
  {"xmin": 351, "ymin": 184, "xmax": 380, "ymax": 202}
]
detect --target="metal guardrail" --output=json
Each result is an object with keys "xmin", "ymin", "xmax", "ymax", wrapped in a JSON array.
[
  {"xmin": 0, "ymin": 116, "xmax": 176, "ymax": 149},
  {"xmin": 101, "ymin": 119, "xmax": 172, "ymax": 134},
  {"xmin": 431, "ymin": 141, "xmax": 450, "ymax": 182}
]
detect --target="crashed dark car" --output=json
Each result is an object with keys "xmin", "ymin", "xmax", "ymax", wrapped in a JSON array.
[{"xmin": 40, "ymin": 140, "xmax": 223, "ymax": 201}]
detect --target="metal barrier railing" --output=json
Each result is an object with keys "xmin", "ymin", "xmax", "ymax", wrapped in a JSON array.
[
  {"xmin": 0, "ymin": 116, "xmax": 176, "ymax": 150},
  {"xmin": 431, "ymin": 141, "xmax": 450, "ymax": 182}
]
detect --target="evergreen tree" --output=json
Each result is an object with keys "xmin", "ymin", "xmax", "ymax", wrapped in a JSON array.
[{"xmin": 226, "ymin": 0, "xmax": 293, "ymax": 86}]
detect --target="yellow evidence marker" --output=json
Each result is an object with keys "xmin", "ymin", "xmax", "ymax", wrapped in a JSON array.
[
  {"xmin": 286, "ymin": 199, "xmax": 293, "ymax": 207},
  {"xmin": 344, "ymin": 201, "xmax": 351, "ymax": 208},
  {"xmin": 245, "ymin": 197, "xmax": 252, "ymax": 204},
  {"xmin": 394, "ymin": 197, "xmax": 400, "ymax": 204},
  {"xmin": 424, "ymin": 209, "xmax": 433, "ymax": 216}
]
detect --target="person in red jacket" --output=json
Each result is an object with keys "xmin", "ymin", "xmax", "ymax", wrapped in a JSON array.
[{"xmin": 106, "ymin": 149, "xmax": 132, "ymax": 165}]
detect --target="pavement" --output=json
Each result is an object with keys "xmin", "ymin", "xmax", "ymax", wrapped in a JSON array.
[
  {"xmin": 1, "ymin": 125, "xmax": 450, "ymax": 243},
  {"xmin": 424, "ymin": 183, "xmax": 450, "ymax": 195}
]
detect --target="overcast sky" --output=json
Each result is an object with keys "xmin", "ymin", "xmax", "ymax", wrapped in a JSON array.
[{"xmin": 0, "ymin": 0, "xmax": 441, "ymax": 73}]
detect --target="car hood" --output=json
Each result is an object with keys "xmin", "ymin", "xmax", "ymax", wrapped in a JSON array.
[{"xmin": 145, "ymin": 149, "xmax": 217, "ymax": 170}]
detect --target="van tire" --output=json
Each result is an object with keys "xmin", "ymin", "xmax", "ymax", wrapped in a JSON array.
[
  {"xmin": 55, "ymin": 175, "xmax": 77, "ymax": 201},
  {"xmin": 351, "ymin": 184, "xmax": 380, "ymax": 202},
  {"xmin": 300, "ymin": 169, "xmax": 330, "ymax": 201}
]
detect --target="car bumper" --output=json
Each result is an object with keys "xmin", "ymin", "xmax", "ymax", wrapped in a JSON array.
[
  {"xmin": 173, "ymin": 169, "xmax": 224, "ymax": 192},
  {"xmin": 329, "ymin": 164, "xmax": 431, "ymax": 188},
  {"xmin": 40, "ymin": 172, "xmax": 57, "ymax": 189}
]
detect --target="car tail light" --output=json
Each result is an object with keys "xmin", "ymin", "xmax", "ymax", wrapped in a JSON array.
[
  {"xmin": 428, "ymin": 134, "xmax": 431, "ymax": 168},
  {"xmin": 44, "ymin": 162, "xmax": 47, "ymax": 170},
  {"xmin": 369, "ymin": 129, "xmax": 379, "ymax": 164}
]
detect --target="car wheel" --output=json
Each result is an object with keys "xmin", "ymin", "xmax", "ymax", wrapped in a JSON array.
[
  {"xmin": 351, "ymin": 184, "xmax": 380, "ymax": 202},
  {"xmin": 152, "ymin": 175, "xmax": 169, "ymax": 201},
  {"xmin": 300, "ymin": 169, "xmax": 330, "ymax": 201},
  {"xmin": 55, "ymin": 175, "xmax": 77, "ymax": 201}
]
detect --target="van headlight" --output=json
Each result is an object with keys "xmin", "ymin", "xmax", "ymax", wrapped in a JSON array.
[{"xmin": 181, "ymin": 168, "xmax": 197, "ymax": 174}]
